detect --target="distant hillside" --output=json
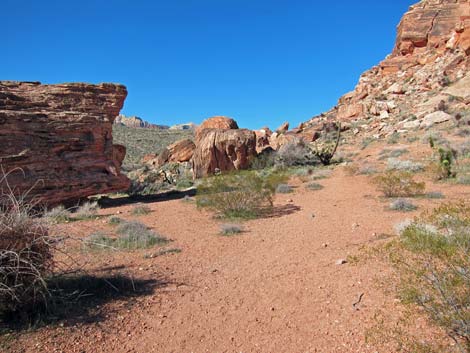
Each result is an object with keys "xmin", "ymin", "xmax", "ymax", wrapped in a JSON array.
[
  {"xmin": 114, "ymin": 114, "xmax": 169, "ymax": 129},
  {"xmin": 113, "ymin": 125, "xmax": 194, "ymax": 170}
]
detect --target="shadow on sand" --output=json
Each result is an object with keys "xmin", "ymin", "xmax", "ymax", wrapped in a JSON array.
[
  {"xmin": 1, "ymin": 272, "xmax": 172, "ymax": 331},
  {"xmin": 98, "ymin": 188, "xmax": 197, "ymax": 209}
]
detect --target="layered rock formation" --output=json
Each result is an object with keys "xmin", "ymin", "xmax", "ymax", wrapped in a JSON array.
[
  {"xmin": 0, "ymin": 81, "xmax": 130, "ymax": 206},
  {"xmin": 303, "ymin": 0, "xmax": 470, "ymax": 138},
  {"xmin": 192, "ymin": 128, "xmax": 257, "ymax": 178}
]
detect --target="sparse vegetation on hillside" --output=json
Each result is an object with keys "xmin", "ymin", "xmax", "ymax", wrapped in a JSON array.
[{"xmin": 113, "ymin": 125, "xmax": 194, "ymax": 169}]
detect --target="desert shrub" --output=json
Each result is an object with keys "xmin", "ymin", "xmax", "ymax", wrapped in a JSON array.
[
  {"xmin": 130, "ymin": 204, "xmax": 152, "ymax": 216},
  {"xmin": 358, "ymin": 165, "xmax": 378, "ymax": 175},
  {"xmin": 457, "ymin": 141, "xmax": 470, "ymax": 157},
  {"xmin": 457, "ymin": 175, "xmax": 470, "ymax": 185},
  {"xmin": 219, "ymin": 224, "xmax": 243, "ymax": 236},
  {"xmin": 387, "ymin": 132, "xmax": 400, "ymax": 145},
  {"xmin": 391, "ymin": 201, "xmax": 470, "ymax": 352},
  {"xmin": 425, "ymin": 191, "xmax": 445, "ymax": 199},
  {"xmin": 175, "ymin": 178, "xmax": 194, "ymax": 190},
  {"xmin": 73, "ymin": 201, "xmax": 99, "ymax": 220},
  {"xmin": 250, "ymin": 149, "xmax": 276, "ymax": 170},
  {"xmin": 379, "ymin": 148, "xmax": 409, "ymax": 160},
  {"xmin": 387, "ymin": 158, "xmax": 424, "ymax": 173},
  {"xmin": 275, "ymin": 141, "xmax": 316, "ymax": 167},
  {"xmin": 0, "ymin": 196, "xmax": 53, "ymax": 318},
  {"xmin": 306, "ymin": 182, "xmax": 324, "ymax": 191},
  {"xmin": 310, "ymin": 169, "xmax": 332, "ymax": 180},
  {"xmin": 44, "ymin": 205, "xmax": 72, "ymax": 224},
  {"xmin": 196, "ymin": 171, "xmax": 287, "ymax": 219},
  {"xmin": 108, "ymin": 216, "xmax": 124, "ymax": 226},
  {"xmin": 374, "ymin": 171, "xmax": 425, "ymax": 197},
  {"xmin": 361, "ymin": 137, "xmax": 375, "ymax": 149},
  {"xmin": 389, "ymin": 198, "xmax": 417, "ymax": 212},
  {"xmin": 275, "ymin": 184, "xmax": 293, "ymax": 194}
]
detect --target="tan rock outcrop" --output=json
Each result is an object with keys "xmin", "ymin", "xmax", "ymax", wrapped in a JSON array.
[
  {"xmin": 0, "ymin": 81, "xmax": 130, "ymax": 206},
  {"xmin": 192, "ymin": 129, "xmax": 257, "ymax": 178},
  {"xmin": 195, "ymin": 116, "xmax": 239, "ymax": 140}
]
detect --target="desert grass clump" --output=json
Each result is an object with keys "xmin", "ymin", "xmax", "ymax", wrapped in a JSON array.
[
  {"xmin": 374, "ymin": 171, "xmax": 425, "ymax": 198},
  {"xmin": 73, "ymin": 201, "xmax": 100, "ymax": 220},
  {"xmin": 196, "ymin": 171, "xmax": 287, "ymax": 219},
  {"xmin": 390, "ymin": 201, "xmax": 470, "ymax": 352},
  {"xmin": 275, "ymin": 184, "xmax": 293, "ymax": 194},
  {"xmin": 306, "ymin": 182, "xmax": 324, "ymax": 191},
  {"xmin": 219, "ymin": 224, "xmax": 244, "ymax": 236},
  {"xmin": 44, "ymin": 205, "xmax": 72, "ymax": 224},
  {"xmin": 0, "ymin": 194, "xmax": 53, "ymax": 318},
  {"xmin": 108, "ymin": 216, "xmax": 124, "ymax": 226},
  {"xmin": 85, "ymin": 221, "xmax": 168, "ymax": 250},
  {"xmin": 130, "ymin": 204, "xmax": 152, "ymax": 216},
  {"xmin": 457, "ymin": 175, "xmax": 470, "ymax": 185},
  {"xmin": 389, "ymin": 198, "xmax": 417, "ymax": 212}
]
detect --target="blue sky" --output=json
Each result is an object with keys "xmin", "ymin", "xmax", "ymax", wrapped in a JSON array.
[{"xmin": 3, "ymin": 0, "xmax": 416, "ymax": 129}]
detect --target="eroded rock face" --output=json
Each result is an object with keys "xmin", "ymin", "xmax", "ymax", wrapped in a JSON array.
[
  {"xmin": 195, "ymin": 116, "xmax": 239, "ymax": 140},
  {"xmin": 0, "ymin": 81, "xmax": 130, "ymax": 206},
  {"xmin": 192, "ymin": 129, "xmax": 257, "ymax": 178}
]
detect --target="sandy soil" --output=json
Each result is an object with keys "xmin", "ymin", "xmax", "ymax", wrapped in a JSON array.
[{"xmin": 6, "ymin": 145, "xmax": 470, "ymax": 352}]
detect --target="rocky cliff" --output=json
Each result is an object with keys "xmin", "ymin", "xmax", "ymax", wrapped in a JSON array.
[
  {"xmin": 0, "ymin": 81, "xmax": 130, "ymax": 206},
  {"xmin": 303, "ymin": 0, "xmax": 470, "ymax": 137}
]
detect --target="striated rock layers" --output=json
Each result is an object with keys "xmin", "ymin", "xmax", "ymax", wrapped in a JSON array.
[{"xmin": 0, "ymin": 81, "xmax": 130, "ymax": 206}]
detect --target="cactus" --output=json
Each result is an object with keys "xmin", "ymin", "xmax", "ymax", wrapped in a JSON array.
[{"xmin": 309, "ymin": 122, "xmax": 341, "ymax": 166}]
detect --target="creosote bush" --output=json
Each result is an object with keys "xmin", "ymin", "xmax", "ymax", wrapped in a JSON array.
[
  {"xmin": 196, "ymin": 170, "xmax": 287, "ymax": 219},
  {"xmin": 390, "ymin": 201, "xmax": 470, "ymax": 352},
  {"xmin": 374, "ymin": 171, "xmax": 425, "ymax": 197}
]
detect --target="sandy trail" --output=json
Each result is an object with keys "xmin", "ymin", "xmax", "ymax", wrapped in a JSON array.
[{"xmin": 11, "ymin": 168, "xmax": 464, "ymax": 352}]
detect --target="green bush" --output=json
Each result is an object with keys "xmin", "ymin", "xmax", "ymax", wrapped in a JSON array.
[
  {"xmin": 374, "ymin": 171, "xmax": 425, "ymax": 197},
  {"xmin": 196, "ymin": 170, "xmax": 287, "ymax": 219},
  {"xmin": 391, "ymin": 201, "xmax": 470, "ymax": 352}
]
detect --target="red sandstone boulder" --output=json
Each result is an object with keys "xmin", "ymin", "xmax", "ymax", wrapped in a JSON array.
[
  {"xmin": 0, "ymin": 81, "xmax": 130, "ymax": 206},
  {"xmin": 155, "ymin": 138, "xmax": 196, "ymax": 167},
  {"xmin": 192, "ymin": 129, "xmax": 257, "ymax": 178},
  {"xmin": 195, "ymin": 116, "xmax": 239, "ymax": 140}
]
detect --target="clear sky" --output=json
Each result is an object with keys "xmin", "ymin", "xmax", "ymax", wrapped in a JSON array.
[{"xmin": 3, "ymin": 0, "xmax": 416, "ymax": 129}]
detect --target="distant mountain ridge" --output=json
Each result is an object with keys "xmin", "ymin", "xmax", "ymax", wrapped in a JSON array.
[{"xmin": 114, "ymin": 114, "xmax": 196, "ymax": 131}]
